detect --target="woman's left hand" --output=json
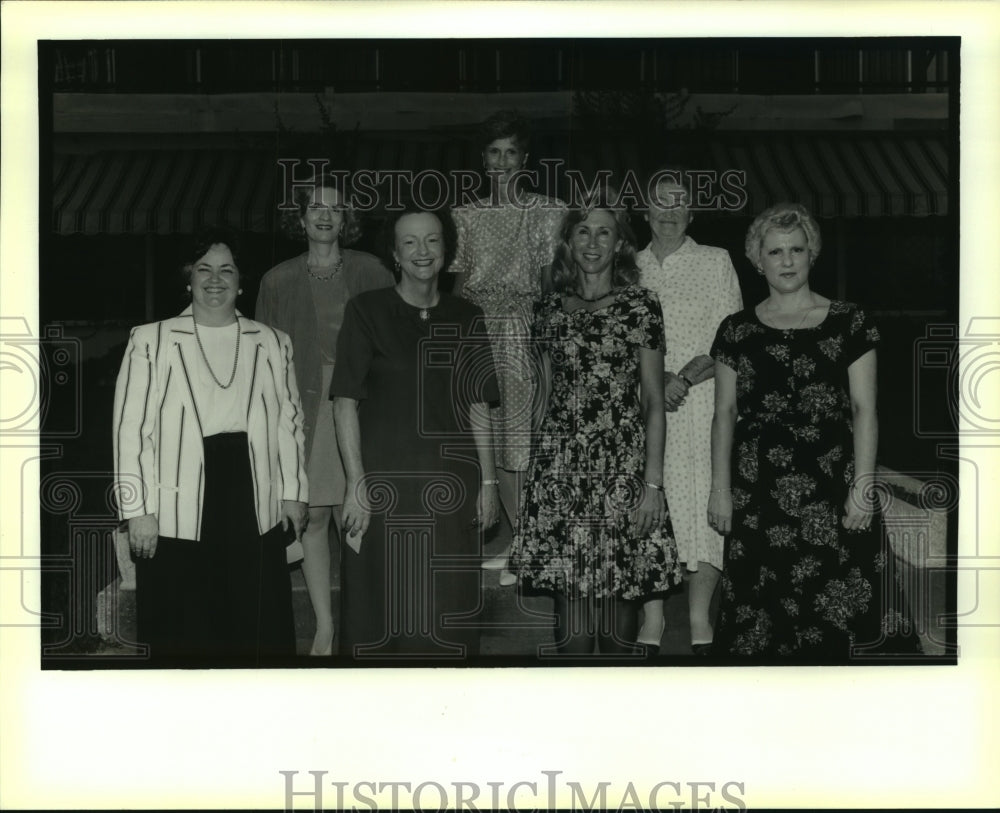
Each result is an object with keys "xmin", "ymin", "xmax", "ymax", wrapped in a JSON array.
[
  {"xmin": 282, "ymin": 499, "xmax": 309, "ymax": 540},
  {"xmin": 842, "ymin": 485, "xmax": 874, "ymax": 531},
  {"xmin": 476, "ymin": 484, "xmax": 500, "ymax": 530},
  {"xmin": 633, "ymin": 484, "xmax": 666, "ymax": 536}
]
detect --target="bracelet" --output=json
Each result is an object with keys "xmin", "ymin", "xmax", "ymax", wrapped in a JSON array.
[
  {"xmin": 679, "ymin": 373, "xmax": 693, "ymax": 388},
  {"xmin": 482, "ymin": 479, "xmax": 499, "ymax": 486},
  {"xmin": 644, "ymin": 481, "xmax": 664, "ymax": 492}
]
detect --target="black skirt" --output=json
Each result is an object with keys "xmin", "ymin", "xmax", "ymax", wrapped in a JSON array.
[{"xmin": 135, "ymin": 432, "xmax": 295, "ymax": 666}]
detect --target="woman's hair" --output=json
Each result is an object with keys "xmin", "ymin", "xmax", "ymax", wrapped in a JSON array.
[
  {"xmin": 744, "ymin": 202, "xmax": 822, "ymax": 268},
  {"xmin": 479, "ymin": 109, "xmax": 531, "ymax": 153},
  {"xmin": 378, "ymin": 201, "xmax": 458, "ymax": 281},
  {"xmin": 279, "ymin": 171, "xmax": 363, "ymax": 246},
  {"xmin": 550, "ymin": 187, "xmax": 640, "ymax": 294},
  {"xmin": 645, "ymin": 164, "xmax": 694, "ymax": 209},
  {"xmin": 180, "ymin": 225, "xmax": 248, "ymax": 292}
]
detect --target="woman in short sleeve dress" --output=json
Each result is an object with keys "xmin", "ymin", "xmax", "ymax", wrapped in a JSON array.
[
  {"xmin": 708, "ymin": 203, "xmax": 920, "ymax": 660},
  {"xmin": 511, "ymin": 193, "xmax": 682, "ymax": 656},
  {"xmin": 451, "ymin": 110, "xmax": 566, "ymax": 583}
]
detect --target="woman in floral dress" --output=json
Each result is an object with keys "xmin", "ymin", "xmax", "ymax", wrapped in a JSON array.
[
  {"xmin": 511, "ymin": 191, "xmax": 682, "ymax": 656},
  {"xmin": 708, "ymin": 203, "xmax": 919, "ymax": 660}
]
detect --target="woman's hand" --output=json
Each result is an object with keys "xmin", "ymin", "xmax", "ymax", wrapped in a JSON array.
[
  {"xmin": 342, "ymin": 479, "xmax": 371, "ymax": 541},
  {"xmin": 477, "ymin": 483, "xmax": 500, "ymax": 530},
  {"xmin": 707, "ymin": 490, "xmax": 732, "ymax": 535},
  {"xmin": 633, "ymin": 483, "xmax": 666, "ymax": 536},
  {"xmin": 663, "ymin": 372, "xmax": 690, "ymax": 412},
  {"xmin": 281, "ymin": 500, "xmax": 309, "ymax": 540},
  {"xmin": 128, "ymin": 514, "xmax": 159, "ymax": 559},
  {"xmin": 842, "ymin": 483, "xmax": 874, "ymax": 531}
]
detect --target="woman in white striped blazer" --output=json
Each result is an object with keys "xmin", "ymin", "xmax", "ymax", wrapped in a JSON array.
[{"xmin": 113, "ymin": 227, "xmax": 309, "ymax": 665}]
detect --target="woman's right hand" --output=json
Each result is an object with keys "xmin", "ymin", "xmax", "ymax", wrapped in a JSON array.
[
  {"xmin": 707, "ymin": 490, "xmax": 732, "ymax": 535},
  {"xmin": 341, "ymin": 479, "xmax": 371, "ymax": 541},
  {"xmin": 663, "ymin": 372, "xmax": 690, "ymax": 412},
  {"xmin": 128, "ymin": 514, "xmax": 159, "ymax": 559}
]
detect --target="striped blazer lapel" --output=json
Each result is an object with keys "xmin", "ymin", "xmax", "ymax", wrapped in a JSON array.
[{"xmin": 165, "ymin": 318, "xmax": 205, "ymax": 438}]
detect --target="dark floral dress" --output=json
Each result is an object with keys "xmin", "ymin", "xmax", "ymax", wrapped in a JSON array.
[
  {"xmin": 711, "ymin": 301, "xmax": 919, "ymax": 659},
  {"xmin": 511, "ymin": 285, "xmax": 682, "ymax": 600}
]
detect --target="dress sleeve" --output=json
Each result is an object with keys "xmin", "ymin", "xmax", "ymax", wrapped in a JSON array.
[
  {"xmin": 843, "ymin": 303, "xmax": 881, "ymax": 364},
  {"xmin": 632, "ymin": 289, "xmax": 666, "ymax": 351},
  {"xmin": 531, "ymin": 199, "xmax": 566, "ymax": 270},
  {"xmin": 530, "ymin": 294, "xmax": 557, "ymax": 349},
  {"xmin": 330, "ymin": 297, "xmax": 374, "ymax": 401},
  {"xmin": 716, "ymin": 251, "xmax": 744, "ymax": 328},
  {"xmin": 711, "ymin": 314, "xmax": 739, "ymax": 372},
  {"xmin": 255, "ymin": 269, "xmax": 277, "ymax": 326},
  {"xmin": 449, "ymin": 207, "xmax": 471, "ymax": 276}
]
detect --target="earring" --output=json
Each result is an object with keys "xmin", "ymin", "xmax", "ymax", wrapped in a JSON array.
[
  {"xmin": 395, "ymin": 261, "xmax": 401, "ymax": 273},
  {"xmin": 186, "ymin": 285, "xmax": 192, "ymax": 292},
  {"xmin": 238, "ymin": 289, "xmax": 243, "ymax": 294}
]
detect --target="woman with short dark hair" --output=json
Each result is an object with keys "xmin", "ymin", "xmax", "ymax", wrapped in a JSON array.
[
  {"xmin": 450, "ymin": 110, "xmax": 567, "ymax": 586},
  {"xmin": 332, "ymin": 203, "xmax": 500, "ymax": 660},
  {"xmin": 114, "ymin": 227, "xmax": 308, "ymax": 665}
]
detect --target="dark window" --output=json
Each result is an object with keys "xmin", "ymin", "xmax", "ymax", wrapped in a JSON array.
[
  {"xmin": 650, "ymin": 46, "xmax": 737, "ymax": 93},
  {"xmin": 568, "ymin": 43, "xmax": 644, "ymax": 90},
  {"xmin": 376, "ymin": 42, "xmax": 459, "ymax": 91},
  {"xmin": 737, "ymin": 44, "xmax": 815, "ymax": 93}
]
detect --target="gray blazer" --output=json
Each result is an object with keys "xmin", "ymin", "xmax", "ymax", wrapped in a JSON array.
[{"xmin": 255, "ymin": 250, "xmax": 394, "ymax": 459}]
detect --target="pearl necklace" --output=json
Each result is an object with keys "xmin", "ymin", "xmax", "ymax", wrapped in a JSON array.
[
  {"xmin": 192, "ymin": 318, "xmax": 240, "ymax": 389},
  {"xmin": 306, "ymin": 254, "xmax": 344, "ymax": 281}
]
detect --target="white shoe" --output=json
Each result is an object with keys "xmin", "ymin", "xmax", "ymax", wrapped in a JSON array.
[{"xmin": 498, "ymin": 569, "xmax": 517, "ymax": 587}]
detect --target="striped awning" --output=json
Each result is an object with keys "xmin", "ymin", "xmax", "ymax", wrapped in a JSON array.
[
  {"xmin": 52, "ymin": 150, "xmax": 282, "ymax": 235},
  {"xmin": 707, "ymin": 133, "xmax": 949, "ymax": 218},
  {"xmin": 51, "ymin": 132, "xmax": 950, "ymax": 235}
]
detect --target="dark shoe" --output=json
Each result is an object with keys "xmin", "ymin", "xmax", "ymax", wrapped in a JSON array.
[{"xmin": 691, "ymin": 643, "xmax": 713, "ymax": 656}]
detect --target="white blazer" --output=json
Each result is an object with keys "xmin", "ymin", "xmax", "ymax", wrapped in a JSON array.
[{"xmin": 113, "ymin": 307, "xmax": 309, "ymax": 541}]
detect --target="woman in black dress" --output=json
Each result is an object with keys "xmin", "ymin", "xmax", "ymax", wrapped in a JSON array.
[
  {"xmin": 708, "ymin": 203, "xmax": 919, "ymax": 660},
  {"xmin": 331, "ymin": 204, "xmax": 500, "ymax": 661}
]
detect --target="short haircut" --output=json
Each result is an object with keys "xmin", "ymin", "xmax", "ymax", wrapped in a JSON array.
[{"xmin": 744, "ymin": 202, "xmax": 822, "ymax": 268}]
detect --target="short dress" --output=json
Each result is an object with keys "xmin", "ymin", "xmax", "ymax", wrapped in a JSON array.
[
  {"xmin": 450, "ymin": 192, "xmax": 567, "ymax": 471},
  {"xmin": 710, "ymin": 301, "xmax": 921, "ymax": 658},
  {"xmin": 511, "ymin": 285, "xmax": 683, "ymax": 600}
]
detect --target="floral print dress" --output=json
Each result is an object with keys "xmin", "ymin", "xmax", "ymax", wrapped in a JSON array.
[
  {"xmin": 710, "ymin": 301, "xmax": 919, "ymax": 659},
  {"xmin": 511, "ymin": 285, "xmax": 682, "ymax": 600}
]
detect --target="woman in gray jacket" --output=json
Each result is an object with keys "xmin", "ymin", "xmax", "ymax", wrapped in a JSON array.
[{"xmin": 256, "ymin": 172, "xmax": 393, "ymax": 656}]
